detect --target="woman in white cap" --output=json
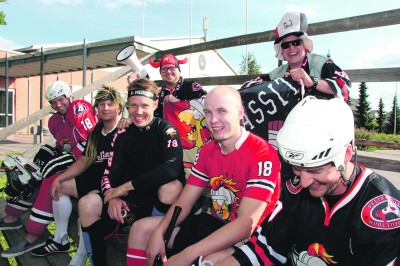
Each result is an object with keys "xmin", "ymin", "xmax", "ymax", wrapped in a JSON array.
[{"xmin": 242, "ymin": 12, "xmax": 351, "ymax": 102}]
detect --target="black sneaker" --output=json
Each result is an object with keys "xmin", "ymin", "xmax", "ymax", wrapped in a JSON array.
[
  {"xmin": 30, "ymin": 237, "xmax": 70, "ymax": 257},
  {"xmin": 0, "ymin": 218, "xmax": 23, "ymax": 230},
  {"xmin": 1, "ymin": 238, "xmax": 45, "ymax": 258}
]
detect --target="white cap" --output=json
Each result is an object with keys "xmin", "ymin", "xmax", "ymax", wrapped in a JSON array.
[{"xmin": 274, "ymin": 12, "xmax": 313, "ymax": 61}]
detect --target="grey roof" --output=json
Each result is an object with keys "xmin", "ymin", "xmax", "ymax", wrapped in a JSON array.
[{"xmin": 0, "ymin": 36, "xmax": 160, "ymax": 78}]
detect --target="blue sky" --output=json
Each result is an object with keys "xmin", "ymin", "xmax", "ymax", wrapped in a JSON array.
[{"xmin": 1, "ymin": 0, "xmax": 400, "ymax": 111}]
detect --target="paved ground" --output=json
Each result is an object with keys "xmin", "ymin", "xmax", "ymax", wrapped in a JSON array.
[{"xmin": 0, "ymin": 134, "xmax": 54, "ymax": 161}]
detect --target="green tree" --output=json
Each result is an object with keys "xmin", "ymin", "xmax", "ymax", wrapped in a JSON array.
[
  {"xmin": 385, "ymin": 95, "xmax": 400, "ymax": 134},
  {"xmin": 347, "ymin": 96, "xmax": 352, "ymax": 108},
  {"xmin": 239, "ymin": 52, "xmax": 261, "ymax": 75},
  {"xmin": 376, "ymin": 98, "xmax": 385, "ymax": 133},
  {"xmin": 0, "ymin": 0, "xmax": 7, "ymax": 25},
  {"xmin": 355, "ymin": 82, "xmax": 374, "ymax": 130}
]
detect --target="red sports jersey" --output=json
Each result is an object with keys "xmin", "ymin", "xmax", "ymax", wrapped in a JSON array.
[
  {"xmin": 188, "ymin": 129, "xmax": 281, "ymax": 225},
  {"xmin": 48, "ymin": 99, "xmax": 98, "ymax": 158}
]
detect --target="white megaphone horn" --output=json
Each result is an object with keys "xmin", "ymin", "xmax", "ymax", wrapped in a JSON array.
[{"xmin": 116, "ymin": 44, "xmax": 148, "ymax": 78}]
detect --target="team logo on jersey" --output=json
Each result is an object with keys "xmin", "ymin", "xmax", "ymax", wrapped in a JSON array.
[
  {"xmin": 73, "ymin": 103, "xmax": 89, "ymax": 117},
  {"xmin": 286, "ymin": 175, "xmax": 303, "ymax": 194},
  {"xmin": 210, "ymin": 175, "xmax": 240, "ymax": 221},
  {"xmin": 361, "ymin": 194, "xmax": 400, "ymax": 230},
  {"xmin": 290, "ymin": 243, "xmax": 336, "ymax": 265},
  {"xmin": 165, "ymin": 127, "xmax": 177, "ymax": 137}
]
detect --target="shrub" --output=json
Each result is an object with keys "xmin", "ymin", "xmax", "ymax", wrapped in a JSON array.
[{"xmin": 355, "ymin": 128, "xmax": 400, "ymax": 151}]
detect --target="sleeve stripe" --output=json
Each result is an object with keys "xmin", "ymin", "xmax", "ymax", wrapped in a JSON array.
[
  {"xmin": 325, "ymin": 78, "xmax": 345, "ymax": 99},
  {"xmin": 190, "ymin": 167, "xmax": 209, "ymax": 182},
  {"xmin": 247, "ymin": 179, "xmax": 276, "ymax": 191}
]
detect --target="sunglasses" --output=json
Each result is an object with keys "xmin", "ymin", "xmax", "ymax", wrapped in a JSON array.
[{"xmin": 281, "ymin": 39, "xmax": 303, "ymax": 49}]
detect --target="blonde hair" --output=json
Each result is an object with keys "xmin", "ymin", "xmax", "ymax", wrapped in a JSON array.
[
  {"xmin": 86, "ymin": 85, "xmax": 124, "ymax": 164},
  {"xmin": 127, "ymin": 78, "xmax": 160, "ymax": 95}
]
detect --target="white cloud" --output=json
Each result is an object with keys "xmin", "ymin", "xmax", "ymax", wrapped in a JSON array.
[
  {"xmin": 35, "ymin": 0, "xmax": 83, "ymax": 4},
  {"xmin": 0, "ymin": 36, "xmax": 24, "ymax": 50},
  {"xmin": 33, "ymin": 0, "xmax": 169, "ymax": 8},
  {"xmin": 285, "ymin": 3, "xmax": 316, "ymax": 17},
  {"xmin": 95, "ymin": 0, "xmax": 169, "ymax": 9},
  {"xmin": 350, "ymin": 40, "xmax": 400, "ymax": 69}
]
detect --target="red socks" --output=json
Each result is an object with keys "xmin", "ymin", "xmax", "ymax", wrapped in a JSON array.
[{"xmin": 127, "ymin": 247, "xmax": 147, "ymax": 266}]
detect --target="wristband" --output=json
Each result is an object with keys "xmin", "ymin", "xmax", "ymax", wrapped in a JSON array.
[{"xmin": 310, "ymin": 76, "xmax": 319, "ymax": 89}]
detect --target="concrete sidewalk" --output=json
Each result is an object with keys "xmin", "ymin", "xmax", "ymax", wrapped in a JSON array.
[{"xmin": 0, "ymin": 134, "xmax": 54, "ymax": 161}]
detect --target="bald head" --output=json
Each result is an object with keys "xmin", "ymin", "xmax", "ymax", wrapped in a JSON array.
[
  {"xmin": 204, "ymin": 86, "xmax": 244, "ymax": 150},
  {"xmin": 205, "ymin": 85, "xmax": 242, "ymax": 109}
]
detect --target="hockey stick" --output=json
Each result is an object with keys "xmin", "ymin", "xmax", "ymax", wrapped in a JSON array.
[{"xmin": 153, "ymin": 206, "xmax": 182, "ymax": 266}]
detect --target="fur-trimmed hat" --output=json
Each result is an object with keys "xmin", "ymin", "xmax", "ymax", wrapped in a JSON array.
[
  {"xmin": 149, "ymin": 54, "xmax": 188, "ymax": 72},
  {"xmin": 274, "ymin": 12, "xmax": 313, "ymax": 61}
]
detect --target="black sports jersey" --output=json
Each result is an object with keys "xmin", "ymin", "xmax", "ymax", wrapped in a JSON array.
[
  {"xmin": 232, "ymin": 165, "xmax": 400, "ymax": 266},
  {"xmin": 75, "ymin": 126, "xmax": 118, "ymax": 197},
  {"xmin": 101, "ymin": 117, "xmax": 184, "ymax": 219},
  {"xmin": 156, "ymin": 77, "xmax": 206, "ymax": 118}
]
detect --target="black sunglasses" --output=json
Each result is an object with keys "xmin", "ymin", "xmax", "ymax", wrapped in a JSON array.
[{"xmin": 281, "ymin": 39, "xmax": 303, "ymax": 49}]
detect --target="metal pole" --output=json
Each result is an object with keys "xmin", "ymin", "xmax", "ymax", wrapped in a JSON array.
[
  {"xmin": 27, "ymin": 77, "xmax": 30, "ymax": 118},
  {"xmin": 245, "ymin": 0, "xmax": 248, "ymax": 74},
  {"xmin": 39, "ymin": 46, "xmax": 44, "ymax": 143},
  {"xmin": 83, "ymin": 38, "xmax": 87, "ymax": 90},
  {"xmin": 91, "ymin": 70, "xmax": 94, "ymax": 105},
  {"xmin": 142, "ymin": 0, "xmax": 145, "ymax": 37},
  {"xmin": 395, "ymin": 82, "xmax": 397, "ymax": 135},
  {"xmin": 5, "ymin": 53, "xmax": 9, "ymax": 126},
  {"xmin": 189, "ymin": 0, "xmax": 192, "ymax": 78}
]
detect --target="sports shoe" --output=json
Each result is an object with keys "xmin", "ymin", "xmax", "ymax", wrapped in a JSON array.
[
  {"xmin": 1, "ymin": 238, "xmax": 46, "ymax": 258},
  {"xmin": 30, "ymin": 237, "xmax": 70, "ymax": 257},
  {"xmin": 0, "ymin": 218, "xmax": 23, "ymax": 230}
]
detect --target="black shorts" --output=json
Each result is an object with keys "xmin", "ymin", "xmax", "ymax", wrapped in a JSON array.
[
  {"xmin": 168, "ymin": 212, "xmax": 226, "ymax": 257},
  {"xmin": 75, "ymin": 173, "xmax": 101, "ymax": 198}
]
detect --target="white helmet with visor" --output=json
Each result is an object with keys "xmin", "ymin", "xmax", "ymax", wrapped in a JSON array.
[{"xmin": 277, "ymin": 96, "xmax": 354, "ymax": 170}]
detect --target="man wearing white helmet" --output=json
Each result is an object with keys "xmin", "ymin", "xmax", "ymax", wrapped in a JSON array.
[
  {"xmin": 218, "ymin": 96, "xmax": 400, "ymax": 266},
  {"xmin": 241, "ymin": 12, "xmax": 351, "ymax": 102},
  {"xmin": 0, "ymin": 80, "xmax": 98, "ymax": 259}
]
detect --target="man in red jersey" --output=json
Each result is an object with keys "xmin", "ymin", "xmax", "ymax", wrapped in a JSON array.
[{"xmin": 125, "ymin": 85, "xmax": 281, "ymax": 266}]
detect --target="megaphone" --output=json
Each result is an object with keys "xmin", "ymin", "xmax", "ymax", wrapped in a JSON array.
[{"xmin": 116, "ymin": 44, "xmax": 148, "ymax": 78}]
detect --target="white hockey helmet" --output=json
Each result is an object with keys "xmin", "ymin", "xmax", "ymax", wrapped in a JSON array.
[
  {"xmin": 45, "ymin": 81, "xmax": 72, "ymax": 102},
  {"xmin": 277, "ymin": 96, "xmax": 354, "ymax": 169}
]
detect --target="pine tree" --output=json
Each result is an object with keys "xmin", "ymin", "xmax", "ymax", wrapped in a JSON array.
[
  {"xmin": 355, "ymin": 82, "xmax": 374, "ymax": 130},
  {"xmin": 376, "ymin": 98, "xmax": 385, "ymax": 133},
  {"xmin": 385, "ymin": 95, "xmax": 400, "ymax": 134},
  {"xmin": 239, "ymin": 52, "xmax": 261, "ymax": 75}
]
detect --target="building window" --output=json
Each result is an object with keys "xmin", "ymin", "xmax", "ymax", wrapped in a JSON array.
[{"xmin": 0, "ymin": 89, "xmax": 14, "ymax": 127}]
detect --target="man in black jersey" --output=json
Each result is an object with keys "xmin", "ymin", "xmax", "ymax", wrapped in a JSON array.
[
  {"xmin": 40, "ymin": 86, "xmax": 125, "ymax": 265},
  {"xmin": 219, "ymin": 96, "xmax": 400, "ymax": 266},
  {"xmin": 78, "ymin": 78, "xmax": 184, "ymax": 266}
]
